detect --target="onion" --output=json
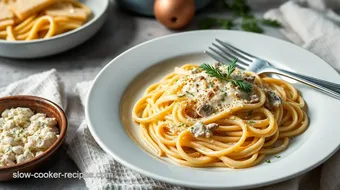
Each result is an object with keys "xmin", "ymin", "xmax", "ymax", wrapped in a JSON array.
[{"xmin": 154, "ymin": 0, "xmax": 195, "ymax": 29}]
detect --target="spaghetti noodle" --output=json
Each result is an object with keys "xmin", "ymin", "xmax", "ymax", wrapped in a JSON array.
[
  {"xmin": 0, "ymin": 0, "xmax": 91, "ymax": 41},
  {"xmin": 132, "ymin": 62, "xmax": 308, "ymax": 169}
]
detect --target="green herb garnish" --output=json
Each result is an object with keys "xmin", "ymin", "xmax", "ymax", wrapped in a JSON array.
[
  {"xmin": 199, "ymin": 64, "xmax": 225, "ymax": 81},
  {"xmin": 248, "ymin": 110, "xmax": 253, "ymax": 116},
  {"xmin": 178, "ymin": 123, "xmax": 187, "ymax": 128},
  {"xmin": 226, "ymin": 58, "xmax": 237, "ymax": 78},
  {"xmin": 178, "ymin": 94, "xmax": 186, "ymax": 98},
  {"xmin": 230, "ymin": 0, "xmax": 252, "ymax": 17},
  {"xmin": 261, "ymin": 19, "xmax": 281, "ymax": 27},
  {"xmin": 186, "ymin": 91, "xmax": 194, "ymax": 97},
  {"xmin": 209, "ymin": 81, "xmax": 214, "ymax": 88},
  {"xmin": 199, "ymin": 59, "xmax": 252, "ymax": 92},
  {"xmin": 275, "ymin": 155, "xmax": 281, "ymax": 158},
  {"xmin": 198, "ymin": 0, "xmax": 281, "ymax": 33},
  {"xmin": 231, "ymin": 80, "xmax": 252, "ymax": 92},
  {"xmin": 249, "ymin": 120, "xmax": 256, "ymax": 124},
  {"xmin": 241, "ymin": 18, "xmax": 263, "ymax": 33},
  {"xmin": 220, "ymin": 19, "xmax": 234, "ymax": 29},
  {"xmin": 265, "ymin": 159, "xmax": 271, "ymax": 163}
]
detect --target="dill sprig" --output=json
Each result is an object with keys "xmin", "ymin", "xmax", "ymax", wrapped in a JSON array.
[
  {"xmin": 241, "ymin": 18, "xmax": 264, "ymax": 33},
  {"xmin": 199, "ymin": 64, "xmax": 225, "ymax": 80},
  {"xmin": 261, "ymin": 19, "xmax": 281, "ymax": 27},
  {"xmin": 199, "ymin": 58, "xmax": 252, "ymax": 92},
  {"xmin": 230, "ymin": 0, "xmax": 252, "ymax": 17},
  {"xmin": 226, "ymin": 58, "xmax": 237, "ymax": 78},
  {"xmin": 198, "ymin": 0, "xmax": 281, "ymax": 33},
  {"xmin": 232, "ymin": 79, "xmax": 252, "ymax": 92}
]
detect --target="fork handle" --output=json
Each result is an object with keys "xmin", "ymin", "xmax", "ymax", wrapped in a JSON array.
[
  {"xmin": 277, "ymin": 69, "xmax": 340, "ymax": 91},
  {"xmin": 270, "ymin": 68, "xmax": 340, "ymax": 100}
]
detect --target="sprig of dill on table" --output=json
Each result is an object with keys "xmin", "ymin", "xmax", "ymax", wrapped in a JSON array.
[{"xmin": 198, "ymin": 0, "xmax": 281, "ymax": 33}]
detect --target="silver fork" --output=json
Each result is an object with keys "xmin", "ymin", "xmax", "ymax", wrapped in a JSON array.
[{"xmin": 205, "ymin": 38, "xmax": 340, "ymax": 100}]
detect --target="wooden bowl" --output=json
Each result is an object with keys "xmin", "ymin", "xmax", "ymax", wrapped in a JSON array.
[{"xmin": 0, "ymin": 95, "xmax": 67, "ymax": 181}]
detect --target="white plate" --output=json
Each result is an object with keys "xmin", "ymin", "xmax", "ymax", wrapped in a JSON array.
[
  {"xmin": 86, "ymin": 30, "xmax": 340, "ymax": 189},
  {"xmin": 0, "ymin": 0, "xmax": 109, "ymax": 58}
]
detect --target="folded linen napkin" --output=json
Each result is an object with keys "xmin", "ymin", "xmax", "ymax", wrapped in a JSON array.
[
  {"xmin": 265, "ymin": 0, "xmax": 340, "ymax": 73},
  {"xmin": 0, "ymin": 70, "xmax": 68, "ymax": 147},
  {"xmin": 0, "ymin": 69, "xmax": 66, "ymax": 109}
]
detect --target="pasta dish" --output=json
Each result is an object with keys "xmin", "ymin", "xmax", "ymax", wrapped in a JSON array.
[
  {"xmin": 0, "ymin": 0, "xmax": 91, "ymax": 41},
  {"xmin": 132, "ymin": 59, "xmax": 308, "ymax": 169}
]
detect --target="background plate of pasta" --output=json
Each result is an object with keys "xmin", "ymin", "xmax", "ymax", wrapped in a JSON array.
[
  {"xmin": 0, "ymin": 0, "xmax": 109, "ymax": 58},
  {"xmin": 86, "ymin": 30, "xmax": 340, "ymax": 189}
]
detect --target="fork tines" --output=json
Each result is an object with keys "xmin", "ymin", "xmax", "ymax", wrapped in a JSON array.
[{"xmin": 205, "ymin": 38, "xmax": 256, "ymax": 70}]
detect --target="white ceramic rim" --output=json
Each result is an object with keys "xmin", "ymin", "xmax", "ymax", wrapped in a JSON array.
[
  {"xmin": 86, "ymin": 30, "xmax": 340, "ymax": 189},
  {"xmin": 0, "ymin": 0, "xmax": 110, "ymax": 44}
]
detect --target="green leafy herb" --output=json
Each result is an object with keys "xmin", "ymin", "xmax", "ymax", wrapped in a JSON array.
[
  {"xmin": 248, "ymin": 110, "xmax": 253, "ymax": 116},
  {"xmin": 199, "ymin": 0, "xmax": 281, "ymax": 33},
  {"xmin": 200, "ymin": 59, "xmax": 252, "ymax": 92},
  {"xmin": 220, "ymin": 19, "xmax": 233, "ymax": 29},
  {"xmin": 199, "ymin": 64, "xmax": 226, "ymax": 81},
  {"xmin": 261, "ymin": 19, "xmax": 281, "ymax": 27},
  {"xmin": 265, "ymin": 159, "xmax": 271, "ymax": 163},
  {"xmin": 241, "ymin": 18, "xmax": 263, "ymax": 33},
  {"xmin": 186, "ymin": 91, "xmax": 194, "ymax": 97},
  {"xmin": 275, "ymin": 155, "xmax": 281, "ymax": 158},
  {"xmin": 231, "ymin": 80, "xmax": 252, "ymax": 92},
  {"xmin": 209, "ymin": 81, "xmax": 214, "ymax": 88},
  {"xmin": 178, "ymin": 94, "xmax": 186, "ymax": 98},
  {"xmin": 226, "ymin": 58, "xmax": 237, "ymax": 78},
  {"xmin": 178, "ymin": 123, "xmax": 187, "ymax": 128},
  {"xmin": 249, "ymin": 120, "xmax": 256, "ymax": 124},
  {"xmin": 231, "ymin": 0, "xmax": 252, "ymax": 17}
]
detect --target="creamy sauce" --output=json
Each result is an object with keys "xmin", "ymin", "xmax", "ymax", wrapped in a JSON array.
[
  {"xmin": 189, "ymin": 122, "xmax": 219, "ymax": 138},
  {"xmin": 175, "ymin": 64, "xmax": 256, "ymax": 116}
]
